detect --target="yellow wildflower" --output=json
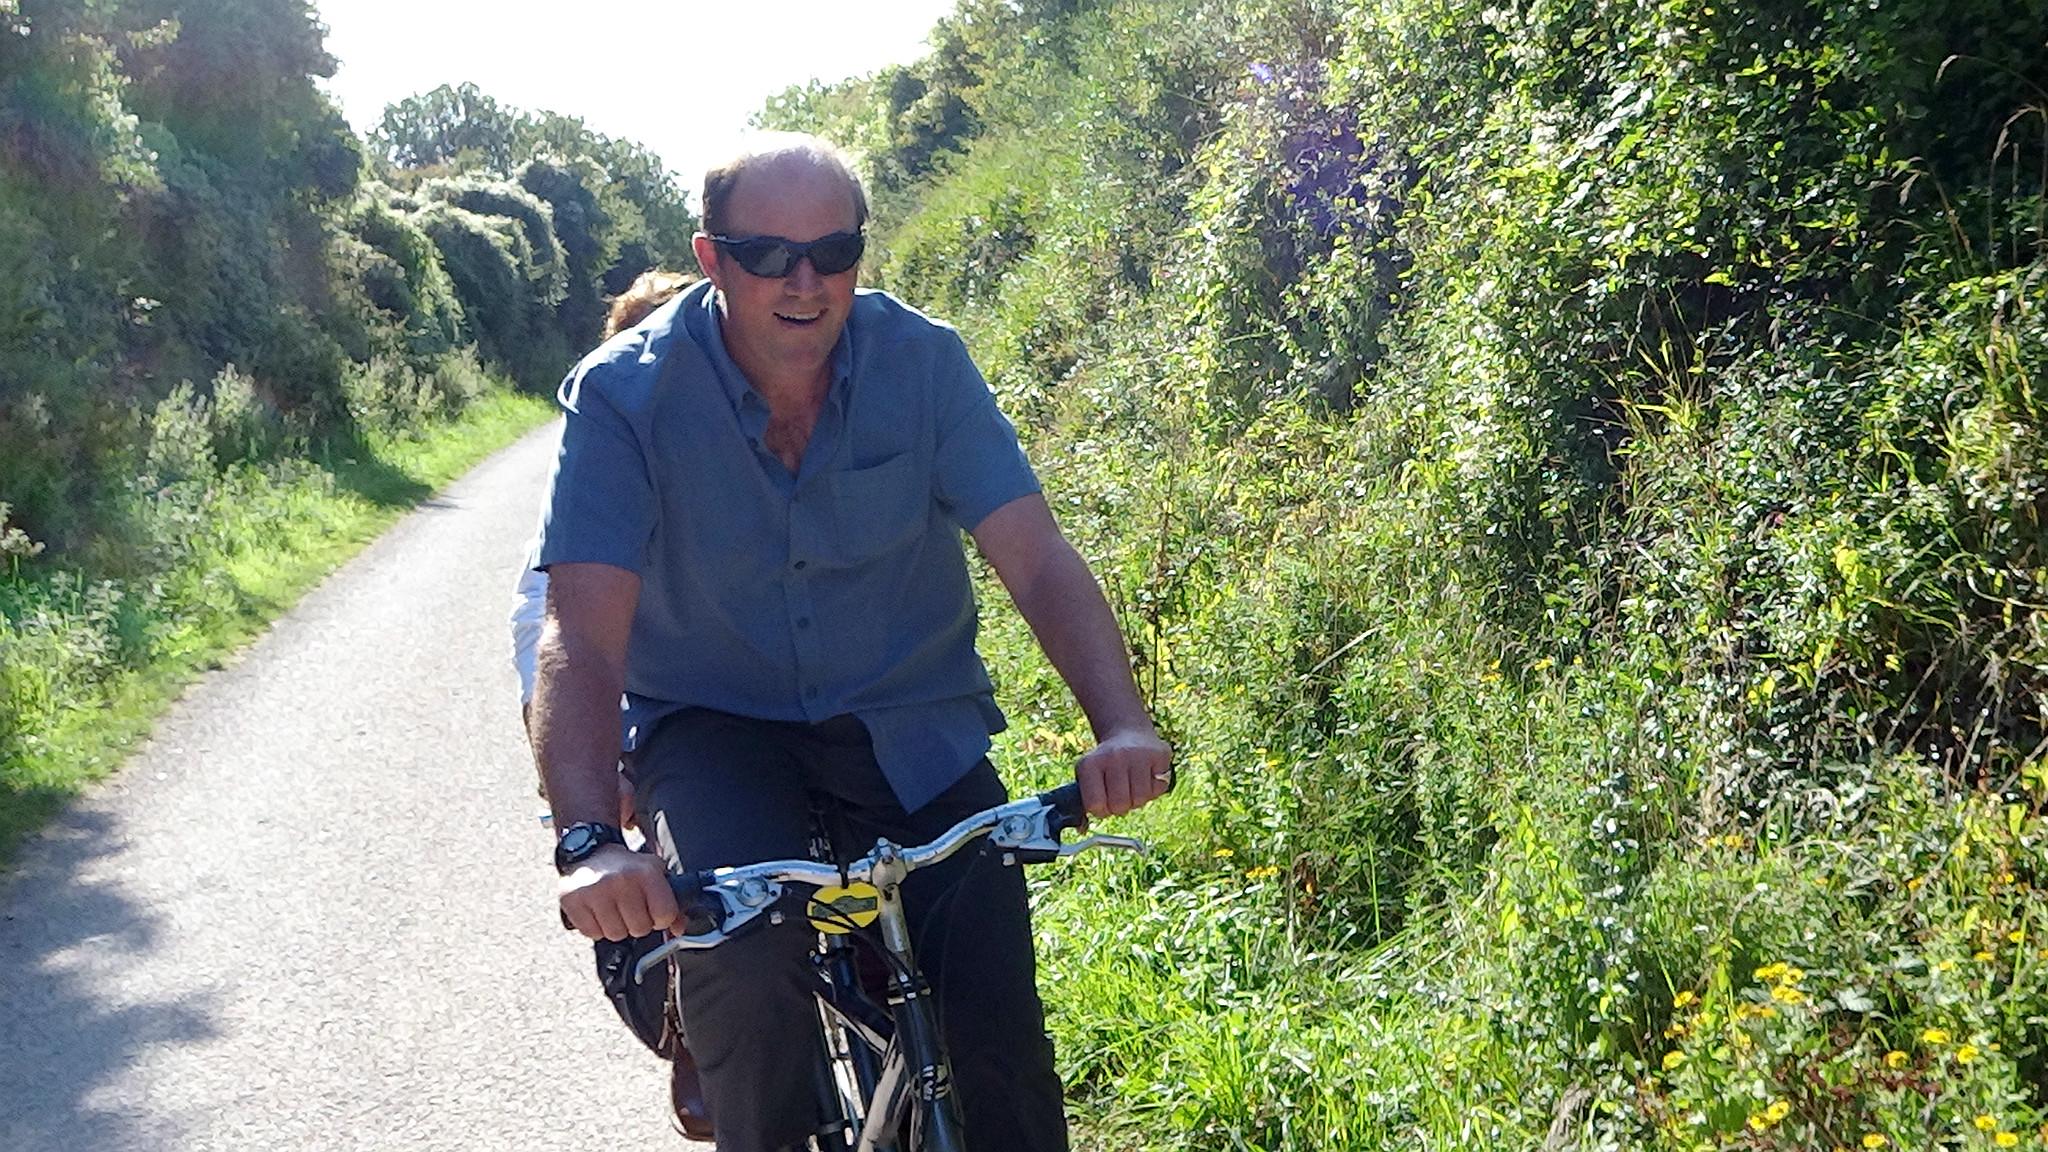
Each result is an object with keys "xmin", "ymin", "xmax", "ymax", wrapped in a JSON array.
[
  {"xmin": 1979, "ymin": 1117, "xmax": 2000, "ymax": 1132},
  {"xmin": 1673, "ymin": 990, "xmax": 1697, "ymax": 1009},
  {"xmin": 2008, "ymin": 929, "xmax": 2025, "ymax": 944},
  {"xmin": 1863, "ymin": 1135, "xmax": 1889, "ymax": 1150},
  {"xmin": 1884, "ymin": 1050, "xmax": 1908, "ymax": 1069},
  {"xmin": 1764, "ymin": 1101, "xmax": 1790, "ymax": 1123},
  {"xmin": 1782, "ymin": 966, "xmax": 1805, "ymax": 985},
  {"xmin": 1995, "ymin": 1134, "xmax": 2017, "ymax": 1148},
  {"xmin": 1756, "ymin": 962, "xmax": 1789, "ymax": 983},
  {"xmin": 1771, "ymin": 984, "xmax": 1806, "ymax": 1005},
  {"xmin": 1213, "ymin": 847, "xmax": 1235, "ymax": 859},
  {"xmin": 1922, "ymin": 1027, "xmax": 1951, "ymax": 1045},
  {"xmin": 1244, "ymin": 864, "xmax": 1280, "ymax": 881},
  {"xmin": 1664, "ymin": 1022, "xmax": 1688, "ymax": 1039},
  {"xmin": 1976, "ymin": 950, "xmax": 1996, "ymax": 963},
  {"xmin": 1662, "ymin": 1050, "xmax": 1685, "ymax": 1072},
  {"xmin": 1957, "ymin": 1043, "xmax": 1979, "ymax": 1065}
]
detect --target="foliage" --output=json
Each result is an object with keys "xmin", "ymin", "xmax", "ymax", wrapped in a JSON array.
[
  {"xmin": 414, "ymin": 198, "xmax": 569, "ymax": 391},
  {"xmin": 518, "ymin": 155, "xmax": 614, "ymax": 350},
  {"xmin": 371, "ymin": 80, "xmax": 521, "ymax": 172},
  {"xmin": 371, "ymin": 84, "xmax": 696, "ymax": 291},
  {"xmin": 419, "ymin": 175, "xmax": 568, "ymax": 308},
  {"xmin": 782, "ymin": 0, "xmax": 2048, "ymax": 1146},
  {"xmin": 344, "ymin": 189, "xmax": 467, "ymax": 362},
  {"xmin": 0, "ymin": 0, "xmax": 688, "ymax": 860}
]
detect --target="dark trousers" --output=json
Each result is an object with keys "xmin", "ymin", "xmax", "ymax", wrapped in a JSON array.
[{"xmin": 627, "ymin": 708, "xmax": 1070, "ymax": 1152}]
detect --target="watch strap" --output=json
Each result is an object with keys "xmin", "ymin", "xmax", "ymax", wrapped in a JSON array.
[{"xmin": 553, "ymin": 821, "xmax": 626, "ymax": 875}]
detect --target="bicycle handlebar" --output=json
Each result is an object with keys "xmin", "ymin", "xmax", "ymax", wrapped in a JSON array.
[{"xmin": 629, "ymin": 781, "xmax": 1146, "ymax": 983}]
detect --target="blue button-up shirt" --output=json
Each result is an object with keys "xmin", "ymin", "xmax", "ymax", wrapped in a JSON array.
[{"xmin": 534, "ymin": 280, "xmax": 1041, "ymax": 813}]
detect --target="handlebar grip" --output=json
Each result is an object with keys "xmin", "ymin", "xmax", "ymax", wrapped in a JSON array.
[
  {"xmin": 1037, "ymin": 781, "xmax": 1087, "ymax": 835},
  {"xmin": 668, "ymin": 870, "xmax": 709, "ymax": 903},
  {"xmin": 668, "ymin": 870, "xmax": 724, "ymax": 937},
  {"xmin": 560, "ymin": 871, "xmax": 716, "ymax": 933},
  {"xmin": 1038, "ymin": 758, "xmax": 1176, "ymax": 834}
]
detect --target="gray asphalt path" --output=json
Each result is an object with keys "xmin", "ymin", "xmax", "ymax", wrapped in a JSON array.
[{"xmin": 0, "ymin": 423, "xmax": 689, "ymax": 1150}]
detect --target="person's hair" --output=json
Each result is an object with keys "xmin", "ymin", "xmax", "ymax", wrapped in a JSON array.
[
  {"xmin": 604, "ymin": 269, "xmax": 691, "ymax": 338},
  {"xmin": 700, "ymin": 132, "xmax": 869, "ymax": 239}
]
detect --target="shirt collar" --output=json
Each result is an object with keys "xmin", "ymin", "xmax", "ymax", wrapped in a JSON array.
[{"xmin": 686, "ymin": 282, "xmax": 855, "ymax": 417}]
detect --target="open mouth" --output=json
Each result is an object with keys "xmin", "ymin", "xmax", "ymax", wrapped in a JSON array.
[{"xmin": 775, "ymin": 310, "xmax": 823, "ymax": 326}]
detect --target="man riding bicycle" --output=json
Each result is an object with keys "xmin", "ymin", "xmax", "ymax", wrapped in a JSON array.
[{"xmin": 527, "ymin": 133, "xmax": 1172, "ymax": 1151}]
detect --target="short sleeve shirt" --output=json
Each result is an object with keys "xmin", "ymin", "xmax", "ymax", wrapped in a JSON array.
[{"xmin": 533, "ymin": 280, "xmax": 1041, "ymax": 813}]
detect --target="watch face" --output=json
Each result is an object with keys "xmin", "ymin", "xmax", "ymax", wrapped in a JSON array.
[{"xmin": 555, "ymin": 823, "xmax": 617, "ymax": 874}]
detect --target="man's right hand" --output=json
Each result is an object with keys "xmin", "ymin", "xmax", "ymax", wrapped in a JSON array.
[{"xmin": 558, "ymin": 844, "xmax": 680, "ymax": 940}]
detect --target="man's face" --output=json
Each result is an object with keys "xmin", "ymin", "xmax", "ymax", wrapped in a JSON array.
[{"xmin": 694, "ymin": 159, "xmax": 861, "ymax": 385}]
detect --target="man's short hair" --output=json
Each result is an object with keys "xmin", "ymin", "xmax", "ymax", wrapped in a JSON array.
[{"xmin": 700, "ymin": 132, "xmax": 869, "ymax": 238}]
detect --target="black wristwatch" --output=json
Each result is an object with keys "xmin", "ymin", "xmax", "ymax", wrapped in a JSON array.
[{"xmin": 553, "ymin": 822, "xmax": 625, "ymax": 875}]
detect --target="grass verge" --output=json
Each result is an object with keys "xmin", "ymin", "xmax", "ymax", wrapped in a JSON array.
[{"xmin": 0, "ymin": 388, "xmax": 556, "ymax": 868}]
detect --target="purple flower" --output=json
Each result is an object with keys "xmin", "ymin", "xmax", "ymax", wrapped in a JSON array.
[{"xmin": 1248, "ymin": 61, "xmax": 1276, "ymax": 84}]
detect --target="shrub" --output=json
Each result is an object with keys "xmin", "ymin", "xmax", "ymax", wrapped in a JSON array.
[
  {"xmin": 204, "ymin": 363, "xmax": 278, "ymax": 465},
  {"xmin": 143, "ymin": 380, "xmax": 217, "ymax": 487},
  {"xmin": 419, "ymin": 175, "xmax": 566, "ymax": 307},
  {"xmin": 519, "ymin": 155, "xmax": 614, "ymax": 350},
  {"xmin": 349, "ymin": 190, "xmax": 466, "ymax": 362},
  {"xmin": 414, "ymin": 198, "xmax": 568, "ymax": 390}
]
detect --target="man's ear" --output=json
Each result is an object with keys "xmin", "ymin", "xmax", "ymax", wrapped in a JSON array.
[{"xmin": 691, "ymin": 233, "xmax": 723, "ymax": 289}]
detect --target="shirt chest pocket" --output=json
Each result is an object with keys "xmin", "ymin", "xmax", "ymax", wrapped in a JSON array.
[{"xmin": 822, "ymin": 454, "xmax": 928, "ymax": 568}]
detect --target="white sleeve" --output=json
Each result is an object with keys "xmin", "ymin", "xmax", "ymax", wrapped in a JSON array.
[{"xmin": 510, "ymin": 562, "xmax": 549, "ymax": 705}]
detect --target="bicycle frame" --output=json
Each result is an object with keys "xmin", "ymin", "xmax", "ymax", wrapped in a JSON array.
[
  {"xmin": 633, "ymin": 783, "xmax": 1145, "ymax": 1151},
  {"xmin": 832, "ymin": 839, "xmax": 968, "ymax": 1152}
]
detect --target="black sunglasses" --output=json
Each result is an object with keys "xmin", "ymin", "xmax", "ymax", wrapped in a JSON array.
[{"xmin": 709, "ymin": 230, "xmax": 865, "ymax": 278}]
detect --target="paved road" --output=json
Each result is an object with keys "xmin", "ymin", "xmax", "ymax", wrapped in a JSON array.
[{"xmin": 0, "ymin": 423, "xmax": 688, "ymax": 1149}]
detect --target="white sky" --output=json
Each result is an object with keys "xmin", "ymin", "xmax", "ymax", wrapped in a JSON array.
[{"xmin": 317, "ymin": 0, "xmax": 959, "ymax": 196}]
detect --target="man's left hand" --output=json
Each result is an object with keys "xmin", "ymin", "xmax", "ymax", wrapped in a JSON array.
[{"xmin": 1076, "ymin": 727, "xmax": 1174, "ymax": 818}]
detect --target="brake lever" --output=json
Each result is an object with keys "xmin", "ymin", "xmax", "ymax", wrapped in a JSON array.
[
  {"xmin": 989, "ymin": 799, "xmax": 1149, "ymax": 862},
  {"xmin": 987, "ymin": 801, "xmax": 1069, "ymax": 859},
  {"xmin": 1058, "ymin": 833, "xmax": 1146, "ymax": 856},
  {"xmin": 631, "ymin": 926, "xmax": 728, "ymax": 983},
  {"xmin": 630, "ymin": 876, "xmax": 784, "ymax": 984}
]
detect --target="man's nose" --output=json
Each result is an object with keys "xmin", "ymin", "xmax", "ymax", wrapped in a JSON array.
[{"xmin": 786, "ymin": 255, "xmax": 825, "ymax": 293}]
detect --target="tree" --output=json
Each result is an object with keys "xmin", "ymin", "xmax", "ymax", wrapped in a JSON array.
[
  {"xmin": 118, "ymin": 0, "xmax": 350, "ymax": 186},
  {"xmin": 372, "ymin": 82, "xmax": 520, "ymax": 172}
]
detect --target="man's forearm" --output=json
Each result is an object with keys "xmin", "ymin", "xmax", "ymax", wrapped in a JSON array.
[
  {"xmin": 1007, "ymin": 540, "xmax": 1156, "ymax": 739},
  {"xmin": 530, "ymin": 626, "xmax": 629, "ymax": 827}
]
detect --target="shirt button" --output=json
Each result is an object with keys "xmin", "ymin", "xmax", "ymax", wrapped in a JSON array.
[
  {"xmin": 792, "ymin": 559, "xmax": 807, "ymax": 571},
  {"xmin": 796, "ymin": 617, "xmax": 812, "ymax": 630}
]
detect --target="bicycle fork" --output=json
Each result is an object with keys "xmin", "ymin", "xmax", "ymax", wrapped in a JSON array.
[{"xmin": 867, "ymin": 841, "xmax": 968, "ymax": 1152}]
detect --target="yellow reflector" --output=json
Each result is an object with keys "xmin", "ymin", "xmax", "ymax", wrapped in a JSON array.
[{"xmin": 807, "ymin": 882, "xmax": 881, "ymax": 933}]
